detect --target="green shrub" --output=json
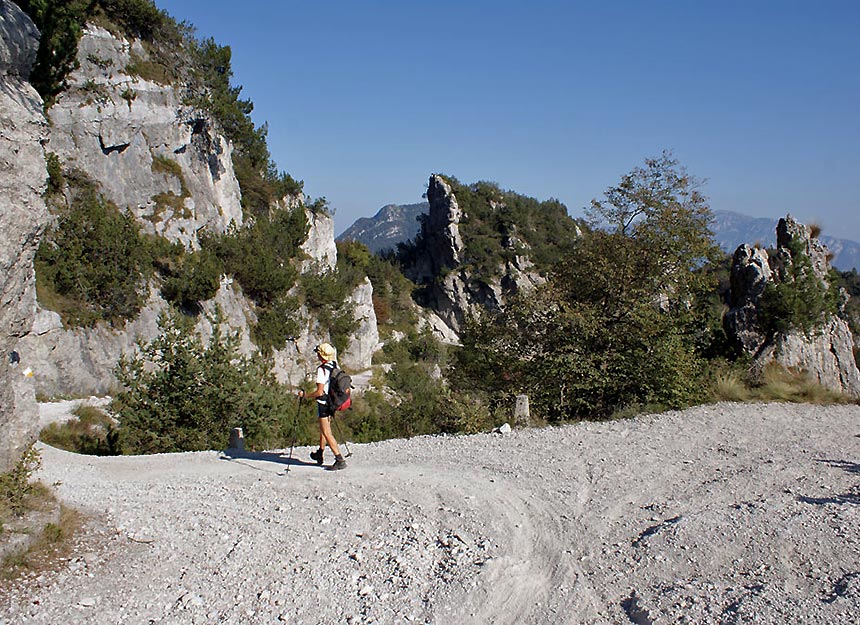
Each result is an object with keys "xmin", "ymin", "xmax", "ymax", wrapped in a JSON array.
[
  {"xmin": 39, "ymin": 406, "xmax": 120, "ymax": 456},
  {"xmin": 79, "ymin": 78, "xmax": 110, "ymax": 106},
  {"xmin": 338, "ymin": 240, "xmax": 417, "ymax": 338},
  {"xmin": 17, "ymin": 0, "xmax": 92, "ymax": 102},
  {"xmin": 437, "ymin": 390, "xmax": 495, "ymax": 434},
  {"xmin": 35, "ymin": 170, "xmax": 159, "ymax": 326},
  {"xmin": 160, "ymin": 247, "xmax": 222, "ymax": 309},
  {"xmin": 298, "ymin": 267, "xmax": 359, "ymax": 352},
  {"xmin": 202, "ymin": 207, "xmax": 308, "ymax": 349},
  {"xmin": 451, "ymin": 155, "xmax": 721, "ymax": 421},
  {"xmin": 45, "ymin": 153, "xmax": 64, "ymax": 196},
  {"xmin": 0, "ymin": 446, "xmax": 42, "ymax": 523},
  {"xmin": 86, "ymin": 52, "xmax": 113, "ymax": 71},
  {"xmin": 112, "ymin": 309, "xmax": 296, "ymax": 453},
  {"xmin": 120, "ymin": 87, "xmax": 136, "ymax": 107},
  {"xmin": 335, "ymin": 390, "xmax": 403, "ymax": 443},
  {"xmin": 334, "ymin": 329, "xmax": 464, "ymax": 440},
  {"xmin": 98, "ymin": 0, "xmax": 167, "ymax": 40},
  {"xmin": 251, "ymin": 295, "xmax": 301, "ymax": 355},
  {"xmin": 205, "ymin": 207, "xmax": 308, "ymax": 305},
  {"xmin": 758, "ymin": 237, "xmax": 840, "ymax": 337}
]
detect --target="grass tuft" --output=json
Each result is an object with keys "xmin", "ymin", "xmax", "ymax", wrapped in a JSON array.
[
  {"xmin": 39, "ymin": 405, "xmax": 120, "ymax": 456},
  {"xmin": 711, "ymin": 369, "xmax": 752, "ymax": 402},
  {"xmin": 2, "ymin": 505, "xmax": 84, "ymax": 581}
]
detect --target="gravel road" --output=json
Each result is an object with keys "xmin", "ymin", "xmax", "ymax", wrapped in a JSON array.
[{"xmin": 2, "ymin": 402, "xmax": 859, "ymax": 624}]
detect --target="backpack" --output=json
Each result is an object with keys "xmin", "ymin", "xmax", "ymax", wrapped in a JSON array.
[{"xmin": 324, "ymin": 362, "xmax": 352, "ymax": 412}]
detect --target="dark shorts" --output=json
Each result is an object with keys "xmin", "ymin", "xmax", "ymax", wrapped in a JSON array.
[{"xmin": 317, "ymin": 402, "xmax": 333, "ymax": 419}]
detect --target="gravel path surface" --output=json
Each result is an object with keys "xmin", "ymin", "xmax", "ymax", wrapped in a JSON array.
[{"xmin": 2, "ymin": 402, "xmax": 859, "ymax": 624}]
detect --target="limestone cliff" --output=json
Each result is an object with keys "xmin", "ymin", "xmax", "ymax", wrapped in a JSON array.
[
  {"xmin": 17, "ymin": 20, "xmax": 377, "ymax": 398},
  {"xmin": 725, "ymin": 215, "xmax": 860, "ymax": 397},
  {"xmin": 47, "ymin": 24, "xmax": 243, "ymax": 246},
  {"xmin": 403, "ymin": 174, "xmax": 546, "ymax": 338},
  {"xmin": 0, "ymin": 0, "xmax": 48, "ymax": 471}
]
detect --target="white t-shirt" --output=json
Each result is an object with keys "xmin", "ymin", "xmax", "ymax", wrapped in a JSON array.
[{"xmin": 315, "ymin": 362, "xmax": 333, "ymax": 405}]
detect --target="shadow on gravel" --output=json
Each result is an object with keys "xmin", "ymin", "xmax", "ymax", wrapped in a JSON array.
[
  {"xmin": 798, "ymin": 493, "xmax": 860, "ymax": 506},
  {"xmin": 814, "ymin": 459, "xmax": 860, "ymax": 475},
  {"xmin": 798, "ymin": 459, "xmax": 860, "ymax": 506},
  {"xmin": 219, "ymin": 449, "xmax": 316, "ymax": 470}
]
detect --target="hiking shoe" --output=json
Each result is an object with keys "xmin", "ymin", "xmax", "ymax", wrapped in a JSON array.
[
  {"xmin": 327, "ymin": 456, "xmax": 347, "ymax": 471},
  {"xmin": 310, "ymin": 448, "xmax": 324, "ymax": 466}
]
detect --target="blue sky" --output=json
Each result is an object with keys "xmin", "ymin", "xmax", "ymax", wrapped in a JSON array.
[{"xmin": 154, "ymin": 1, "xmax": 860, "ymax": 242}]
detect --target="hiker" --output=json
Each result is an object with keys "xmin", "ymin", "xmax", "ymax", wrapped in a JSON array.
[{"xmin": 297, "ymin": 343, "xmax": 347, "ymax": 471}]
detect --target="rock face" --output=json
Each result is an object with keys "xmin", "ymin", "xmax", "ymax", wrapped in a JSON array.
[
  {"xmin": 18, "ymin": 23, "xmax": 378, "ymax": 399},
  {"xmin": 18, "ymin": 23, "xmax": 251, "ymax": 398},
  {"xmin": 403, "ymin": 175, "xmax": 544, "ymax": 338},
  {"xmin": 725, "ymin": 215, "xmax": 860, "ymax": 397},
  {"xmin": 271, "ymin": 209, "xmax": 380, "ymax": 386},
  {"xmin": 25, "ymin": 280, "xmax": 257, "ymax": 397},
  {"xmin": 342, "ymin": 277, "xmax": 379, "ymax": 371},
  {"xmin": 301, "ymin": 208, "xmax": 337, "ymax": 272},
  {"xmin": 725, "ymin": 244, "xmax": 772, "ymax": 354},
  {"xmin": 47, "ymin": 25, "xmax": 244, "ymax": 246},
  {"xmin": 25, "ymin": 206, "xmax": 379, "ymax": 397},
  {"xmin": 0, "ymin": 0, "xmax": 48, "ymax": 471}
]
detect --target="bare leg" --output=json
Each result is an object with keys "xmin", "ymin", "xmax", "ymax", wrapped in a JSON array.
[{"xmin": 319, "ymin": 417, "xmax": 341, "ymax": 457}]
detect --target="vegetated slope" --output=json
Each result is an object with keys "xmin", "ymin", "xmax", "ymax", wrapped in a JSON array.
[
  {"xmin": 341, "ymin": 206, "xmax": 860, "ymax": 271},
  {"xmin": 3, "ymin": 402, "xmax": 858, "ymax": 624}
]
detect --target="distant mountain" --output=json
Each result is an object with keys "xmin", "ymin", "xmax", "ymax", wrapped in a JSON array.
[
  {"xmin": 337, "ymin": 202, "xmax": 428, "ymax": 254},
  {"xmin": 712, "ymin": 210, "xmax": 860, "ymax": 271},
  {"xmin": 340, "ymin": 204, "xmax": 860, "ymax": 272}
]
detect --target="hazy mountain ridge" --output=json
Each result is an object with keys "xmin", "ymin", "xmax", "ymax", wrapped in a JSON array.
[
  {"xmin": 342, "ymin": 205, "xmax": 860, "ymax": 271},
  {"xmin": 711, "ymin": 210, "xmax": 859, "ymax": 270},
  {"xmin": 337, "ymin": 202, "xmax": 428, "ymax": 253}
]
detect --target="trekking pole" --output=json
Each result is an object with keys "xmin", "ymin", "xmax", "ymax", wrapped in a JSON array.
[
  {"xmin": 286, "ymin": 395, "xmax": 304, "ymax": 473},
  {"xmin": 331, "ymin": 412, "xmax": 352, "ymax": 458}
]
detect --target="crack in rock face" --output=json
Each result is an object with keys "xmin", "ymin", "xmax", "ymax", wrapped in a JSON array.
[{"xmin": 98, "ymin": 133, "xmax": 130, "ymax": 155}]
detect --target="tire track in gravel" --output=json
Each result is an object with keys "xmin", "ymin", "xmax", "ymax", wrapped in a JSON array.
[
  {"xmin": 9, "ymin": 403, "xmax": 860, "ymax": 625},
  {"xmin": 373, "ymin": 449, "xmax": 602, "ymax": 624}
]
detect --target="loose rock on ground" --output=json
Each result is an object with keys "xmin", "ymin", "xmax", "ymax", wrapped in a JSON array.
[{"xmin": 1, "ymin": 402, "xmax": 859, "ymax": 624}]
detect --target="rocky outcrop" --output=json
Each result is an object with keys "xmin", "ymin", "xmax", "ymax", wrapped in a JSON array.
[
  {"xmin": 24, "ymin": 279, "xmax": 257, "ymax": 397},
  {"xmin": 47, "ymin": 25, "xmax": 243, "ymax": 247},
  {"xmin": 18, "ymin": 22, "xmax": 250, "ymax": 398},
  {"xmin": 724, "ymin": 244, "xmax": 772, "ymax": 354},
  {"xmin": 401, "ymin": 176, "xmax": 467, "ymax": 331},
  {"xmin": 0, "ymin": 0, "xmax": 48, "ymax": 471},
  {"xmin": 710, "ymin": 209, "xmax": 860, "ymax": 272},
  {"xmin": 758, "ymin": 316, "xmax": 860, "ymax": 395},
  {"xmin": 725, "ymin": 215, "xmax": 860, "ymax": 397},
  {"xmin": 26, "ymin": 206, "xmax": 379, "ymax": 396},
  {"xmin": 771, "ymin": 216, "xmax": 831, "ymax": 284},
  {"xmin": 301, "ymin": 208, "xmax": 337, "ymax": 272},
  {"xmin": 341, "ymin": 277, "xmax": 379, "ymax": 371},
  {"xmin": 17, "ymin": 22, "xmax": 381, "ymax": 399},
  {"xmin": 403, "ymin": 175, "xmax": 544, "ymax": 338}
]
